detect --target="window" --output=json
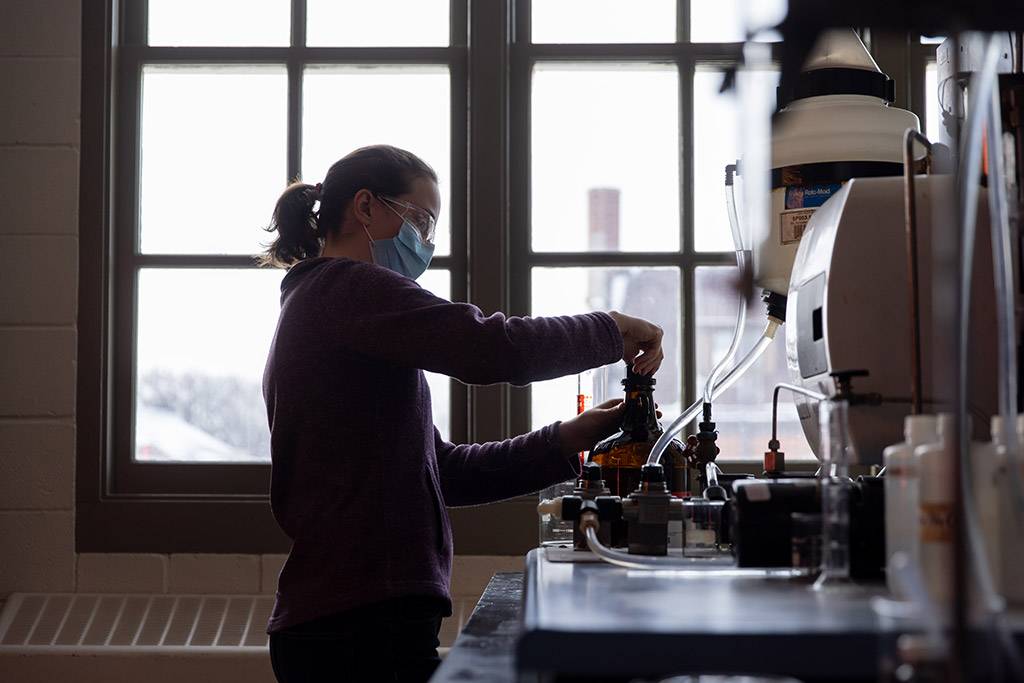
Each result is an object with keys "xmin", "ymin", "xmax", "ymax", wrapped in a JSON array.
[
  {"xmin": 78, "ymin": 0, "xmax": 468, "ymax": 551},
  {"xmin": 518, "ymin": 0, "xmax": 806, "ymax": 461},
  {"xmin": 79, "ymin": 1, "xmax": 935, "ymax": 552}
]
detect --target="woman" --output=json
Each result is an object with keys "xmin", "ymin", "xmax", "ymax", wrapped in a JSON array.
[{"xmin": 261, "ymin": 144, "xmax": 664, "ymax": 682}]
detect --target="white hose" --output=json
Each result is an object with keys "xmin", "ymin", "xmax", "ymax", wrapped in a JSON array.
[
  {"xmin": 582, "ymin": 521, "xmax": 807, "ymax": 577},
  {"xmin": 703, "ymin": 166, "xmax": 749, "ymax": 405},
  {"xmin": 647, "ymin": 318, "xmax": 781, "ymax": 466}
]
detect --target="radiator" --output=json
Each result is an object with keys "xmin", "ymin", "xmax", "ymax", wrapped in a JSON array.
[{"xmin": 0, "ymin": 593, "xmax": 274, "ymax": 652}]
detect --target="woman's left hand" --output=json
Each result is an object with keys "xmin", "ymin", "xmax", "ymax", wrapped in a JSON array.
[{"xmin": 558, "ymin": 399, "xmax": 625, "ymax": 455}]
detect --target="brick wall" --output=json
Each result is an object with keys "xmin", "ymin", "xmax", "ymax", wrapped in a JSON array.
[{"xmin": 0, "ymin": 1, "xmax": 522, "ymax": 649}]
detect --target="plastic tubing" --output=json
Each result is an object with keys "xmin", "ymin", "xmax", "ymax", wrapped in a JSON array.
[
  {"xmin": 583, "ymin": 524, "xmax": 695, "ymax": 569},
  {"xmin": 647, "ymin": 318, "xmax": 781, "ymax": 466},
  {"xmin": 582, "ymin": 519, "xmax": 808, "ymax": 576},
  {"xmin": 703, "ymin": 164, "xmax": 749, "ymax": 405},
  {"xmin": 955, "ymin": 34, "xmax": 1024, "ymax": 678},
  {"xmin": 984, "ymin": 67, "xmax": 1024, "ymax": 527}
]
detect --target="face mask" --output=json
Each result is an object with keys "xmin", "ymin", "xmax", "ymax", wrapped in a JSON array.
[{"xmin": 363, "ymin": 220, "xmax": 435, "ymax": 280}]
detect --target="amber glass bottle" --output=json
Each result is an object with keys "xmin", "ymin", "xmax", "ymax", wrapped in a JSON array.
[{"xmin": 589, "ymin": 366, "xmax": 688, "ymax": 501}]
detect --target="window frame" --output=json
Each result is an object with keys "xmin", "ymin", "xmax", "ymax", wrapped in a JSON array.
[{"xmin": 78, "ymin": 0, "xmax": 933, "ymax": 554}]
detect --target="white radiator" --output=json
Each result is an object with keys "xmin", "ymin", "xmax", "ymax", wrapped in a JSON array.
[{"xmin": 0, "ymin": 593, "xmax": 274, "ymax": 652}]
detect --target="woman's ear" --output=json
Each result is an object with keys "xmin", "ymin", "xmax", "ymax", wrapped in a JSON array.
[{"xmin": 351, "ymin": 188, "xmax": 374, "ymax": 229}]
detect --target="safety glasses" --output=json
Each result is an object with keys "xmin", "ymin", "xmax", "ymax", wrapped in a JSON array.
[{"xmin": 378, "ymin": 195, "xmax": 437, "ymax": 246}]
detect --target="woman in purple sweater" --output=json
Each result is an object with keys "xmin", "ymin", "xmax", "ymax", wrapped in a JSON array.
[{"xmin": 261, "ymin": 145, "xmax": 664, "ymax": 682}]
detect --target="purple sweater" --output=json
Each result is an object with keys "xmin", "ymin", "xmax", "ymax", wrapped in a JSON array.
[{"xmin": 262, "ymin": 257, "xmax": 622, "ymax": 633}]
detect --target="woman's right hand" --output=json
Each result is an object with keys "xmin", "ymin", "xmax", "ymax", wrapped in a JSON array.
[{"xmin": 607, "ymin": 311, "xmax": 664, "ymax": 376}]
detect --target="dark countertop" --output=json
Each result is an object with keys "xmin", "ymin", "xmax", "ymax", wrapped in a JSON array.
[
  {"xmin": 430, "ymin": 572, "xmax": 522, "ymax": 683},
  {"xmin": 433, "ymin": 550, "xmax": 1024, "ymax": 683}
]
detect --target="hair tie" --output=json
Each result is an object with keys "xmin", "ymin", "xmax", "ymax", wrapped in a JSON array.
[{"xmin": 313, "ymin": 182, "xmax": 323, "ymax": 199}]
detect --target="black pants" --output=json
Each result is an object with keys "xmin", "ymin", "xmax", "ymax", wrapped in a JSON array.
[{"xmin": 269, "ymin": 596, "xmax": 447, "ymax": 683}]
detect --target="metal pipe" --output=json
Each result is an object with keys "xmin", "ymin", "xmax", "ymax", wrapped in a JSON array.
[
  {"xmin": 903, "ymin": 128, "xmax": 933, "ymax": 416},
  {"xmin": 771, "ymin": 382, "xmax": 825, "ymax": 442}
]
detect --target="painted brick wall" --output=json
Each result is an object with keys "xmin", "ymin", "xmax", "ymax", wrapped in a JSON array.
[{"xmin": 0, "ymin": 1, "xmax": 522, "ymax": 649}]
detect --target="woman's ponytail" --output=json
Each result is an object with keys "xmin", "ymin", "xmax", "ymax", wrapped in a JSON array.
[{"xmin": 259, "ymin": 181, "xmax": 323, "ymax": 268}]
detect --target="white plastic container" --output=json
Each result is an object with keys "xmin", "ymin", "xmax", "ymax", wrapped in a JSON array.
[
  {"xmin": 915, "ymin": 414, "xmax": 957, "ymax": 604},
  {"xmin": 883, "ymin": 414, "xmax": 938, "ymax": 597},
  {"xmin": 756, "ymin": 30, "xmax": 921, "ymax": 295},
  {"xmin": 1000, "ymin": 416, "xmax": 1024, "ymax": 604},
  {"xmin": 973, "ymin": 416, "xmax": 1007, "ymax": 591}
]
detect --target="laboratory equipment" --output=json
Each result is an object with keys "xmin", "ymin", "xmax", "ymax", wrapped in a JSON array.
[
  {"xmin": 758, "ymin": 29, "xmax": 921, "ymax": 296},
  {"xmin": 785, "ymin": 175, "xmax": 999, "ymax": 464},
  {"xmin": 589, "ymin": 365, "xmax": 687, "ymax": 510}
]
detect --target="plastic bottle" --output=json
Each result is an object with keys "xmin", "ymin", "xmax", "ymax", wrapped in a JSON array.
[
  {"xmin": 915, "ymin": 414, "xmax": 963, "ymax": 604},
  {"xmin": 883, "ymin": 414, "xmax": 938, "ymax": 598},
  {"xmin": 972, "ymin": 416, "xmax": 1006, "ymax": 591},
  {"xmin": 1000, "ymin": 416, "xmax": 1024, "ymax": 605}
]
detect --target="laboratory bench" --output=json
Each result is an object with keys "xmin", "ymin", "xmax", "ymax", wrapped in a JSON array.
[{"xmin": 433, "ymin": 548, "xmax": 1024, "ymax": 683}]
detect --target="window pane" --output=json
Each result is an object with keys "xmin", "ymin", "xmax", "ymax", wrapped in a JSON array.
[
  {"xmin": 530, "ymin": 268, "xmax": 681, "ymax": 431},
  {"xmin": 920, "ymin": 35, "xmax": 947, "ymax": 45},
  {"xmin": 148, "ymin": 0, "xmax": 289, "ymax": 47},
  {"xmin": 695, "ymin": 267, "xmax": 815, "ymax": 461},
  {"xmin": 419, "ymin": 269, "xmax": 452, "ymax": 441},
  {"xmin": 302, "ymin": 67, "xmax": 451, "ymax": 256},
  {"xmin": 690, "ymin": 0, "xmax": 786, "ymax": 43},
  {"xmin": 925, "ymin": 62, "xmax": 940, "ymax": 143},
  {"xmin": 532, "ymin": 0, "xmax": 675, "ymax": 44},
  {"xmin": 140, "ymin": 67, "xmax": 287, "ymax": 255},
  {"xmin": 306, "ymin": 0, "xmax": 449, "ymax": 47},
  {"xmin": 693, "ymin": 66, "xmax": 779, "ymax": 252},
  {"xmin": 532, "ymin": 65, "xmax": 679, "ymax": 252},
  {"xmin": 135, "ymin": 269, "xmax": 284, "ymax": 463}
]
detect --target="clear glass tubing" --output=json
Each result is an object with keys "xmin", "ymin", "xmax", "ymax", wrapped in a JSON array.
[{"xmin": 647, "ymin": 317, "xmax": 781, "ymax": 466}]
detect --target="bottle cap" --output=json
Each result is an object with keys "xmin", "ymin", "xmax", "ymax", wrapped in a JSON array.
[
  {"xmin": 581, "ymin": 462, "xmax": 603, "ymax": 482},
  {"xmin": 935, "ymin": 412, "xmax": 971, "ymax": 439},
  {"xmin": 992, "ymin": 415, "xmax": 1005, "ymax": 441},
  {"xmin": 640, "ymin": 463, "xmax": 665, "ymax": 483},
  {"xmin": 904, "ymin": 414, "xmax": 938, "ymax": 445},
  {"xmin": 623, "ymin": 364, "xmax": 656, "ymax": 387}
]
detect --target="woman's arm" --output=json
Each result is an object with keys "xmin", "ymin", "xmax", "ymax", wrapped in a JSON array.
[
  {"xmin": 433, "ymin": 400, "xmax": 626, "ymax": 507},
  {"xmin": 320, "ymin": 261, "xmax": 625, "ymax": 385}
]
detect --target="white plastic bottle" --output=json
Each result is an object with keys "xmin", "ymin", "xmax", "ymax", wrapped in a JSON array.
[
  {"xmin": 972, "ymin": 416, "xmax": 1006, "ymax": 591},
  {"xmin": 915, "ymin": 414, "xmax": 957, "ymax": 604},
  {"xmin": 1000, "ymin": 416, "xmax": 1024, "ymax": 605},
  {"xmin": 883, "ymin": 414, "xmax": 938, "ymax": 597}
]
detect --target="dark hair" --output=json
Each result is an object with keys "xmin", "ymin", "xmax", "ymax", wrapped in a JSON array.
[{"xmin": 259, "ymin": 144, "xmax": 437, "ymax": 268}]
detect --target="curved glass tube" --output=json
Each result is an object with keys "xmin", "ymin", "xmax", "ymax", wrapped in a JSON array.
[
  {"xmin": 647, "ymin": 319, "xmax": 780, "ymax": 466},
  {"xmin": 703, "ymin": 169, "xmax": 748, "ymax": 404}
]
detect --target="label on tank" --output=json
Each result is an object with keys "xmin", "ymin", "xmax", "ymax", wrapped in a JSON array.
[
  {"xmin": 779, "ymin": 182, "xmax": 843, "ymax": 244},
  {"xmin": 785, "ymin": 182, "xmax": 842, "ymax": 209},
  {"xmin": 780, "ymin": 209, "xmax": 813, "ymax": 244}
]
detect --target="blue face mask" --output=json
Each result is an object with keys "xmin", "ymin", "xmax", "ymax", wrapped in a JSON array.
[{"xmin": 364, "ymin": 220, "xmax": 435, "ymax": 280}]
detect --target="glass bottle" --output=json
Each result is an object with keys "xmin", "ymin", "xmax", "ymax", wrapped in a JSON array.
[
  {"xmin": 588, "ymin": 365, "xmax": 687, "ymax": 545},
  {"xmin": 814, "ymin": 395, "xmax": 853, "ymax": 588}
]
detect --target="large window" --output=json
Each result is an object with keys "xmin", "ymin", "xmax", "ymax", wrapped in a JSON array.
[
  {"xmin": 122, "ymin": 1, "xmax": 463, "ymax": 478},
  {"xmin": 79, "ymin": 0, "xmax": 936, "ymax": 552},
  {"xmin": 517, "ymin": 0, "xmax": 806, "ymax": 461}
]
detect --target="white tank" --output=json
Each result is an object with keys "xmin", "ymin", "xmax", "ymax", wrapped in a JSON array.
[{"xmin": 755, "ymin": 29, "xmax": 921, "ymax": 295}]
